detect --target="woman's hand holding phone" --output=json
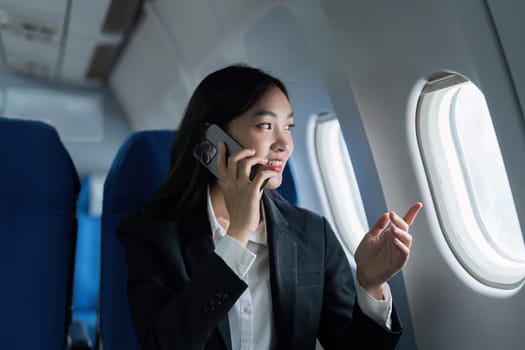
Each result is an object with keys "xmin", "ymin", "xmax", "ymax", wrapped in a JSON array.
[{"xmin": 216, "ymin": 141, "xmax": 277, "ymax": 246}]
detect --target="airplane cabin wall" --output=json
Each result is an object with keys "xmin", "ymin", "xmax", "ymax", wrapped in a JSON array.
[
  {"xmin": 321, "ymin": 0, "xmax": 525, "ymax": 349},
  {"xmin": 485, "ymin": 0, "xmax": 525, "ymax": 115}
]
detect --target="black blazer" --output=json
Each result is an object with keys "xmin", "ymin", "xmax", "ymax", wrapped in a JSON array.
[{"xmin": 118, "ymin": 193, "xmax": 402, "ymax": 350}]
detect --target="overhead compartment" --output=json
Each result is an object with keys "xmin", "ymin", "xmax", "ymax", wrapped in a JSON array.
[{"xmin": 0, "ymin": 0, "xmax": 141, "ymax": 85}]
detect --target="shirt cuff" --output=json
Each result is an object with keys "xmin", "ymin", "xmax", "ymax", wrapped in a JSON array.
[
  {"xmin": 355, "ymin": 281, "xmax": 393, "ymax": 330},
  {"xmin": 214, "ymin": 234, "xmax": 256, "ymax": 279}
]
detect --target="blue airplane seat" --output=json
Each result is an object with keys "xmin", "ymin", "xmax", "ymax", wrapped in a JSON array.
[
  {"xmin": 98, "ymin": 130, "xmax": 176, "ymax": 350},
  {"xmin": 0, "ymin": 117, "xmax": 80, "ymax": 350},
  {"xmin": 98, "ymin": 129, "xmax": 300, "ymax": 349},
  {"xmin": 72, "ymin": 177, "xmax": 101, "ymax": 344}
]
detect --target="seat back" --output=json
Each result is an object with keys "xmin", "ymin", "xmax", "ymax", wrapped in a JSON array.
[
  {"xmin": 0, "ymin": 117, "xmax": 80, "ymax": 349},
  {"xmin": 99, "ymin": 130, "xmax": 176, "ymax": 350}
]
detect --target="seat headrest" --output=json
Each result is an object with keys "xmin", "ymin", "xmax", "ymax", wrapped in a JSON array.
[
  {"xmin": 103, "ymin": 129, "xmax": 176, "ymax": 214},
  {"xmin": 0, "ymin": 117, "xmax": 80, "ymax": 213}
]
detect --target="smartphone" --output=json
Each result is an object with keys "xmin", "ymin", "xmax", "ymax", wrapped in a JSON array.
[{"xmin": 193, "ymin": 124, "xmax": 267, "ymax": 183}]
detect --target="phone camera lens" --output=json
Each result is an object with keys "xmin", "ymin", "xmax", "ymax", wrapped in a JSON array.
[{"xmin": 199, "ymin": 139, "xmax": 216, "ymax": 164}]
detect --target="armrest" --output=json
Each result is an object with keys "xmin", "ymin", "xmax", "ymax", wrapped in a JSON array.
[{"xmin": 67, "ymin": 320, "xmax": 92, "ymax": 350}]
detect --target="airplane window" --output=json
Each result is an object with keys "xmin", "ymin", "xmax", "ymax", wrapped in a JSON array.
[
  {"xmin": 418, "ymin": 74, "xmax": 525, "ymax": 289},
  {"xmin": 313, "ymin": 114, "xmax": 368, "ymax": 256}
]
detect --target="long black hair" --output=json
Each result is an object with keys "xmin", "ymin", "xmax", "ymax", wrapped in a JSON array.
[{"xmin": 145, "ymin": 64, "xmax": 288, "ymax": 218}]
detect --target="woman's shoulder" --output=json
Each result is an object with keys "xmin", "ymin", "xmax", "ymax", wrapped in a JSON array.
[{"xmin": 265, "ymin": 191, "xmax": 326, "ymax": 224}]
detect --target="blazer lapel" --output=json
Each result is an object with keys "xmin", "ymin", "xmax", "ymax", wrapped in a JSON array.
[
  {"xmin": 264, "ymin": 195, "xmax": 297, "ymax": 349},
  {"xmin": 179, "ymin": 203, "xmax": 233, "ymax": 350}
]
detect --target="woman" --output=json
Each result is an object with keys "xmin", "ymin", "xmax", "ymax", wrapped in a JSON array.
[{"xmin": 118, "ymin": 64, "xmax": 422, "ymax": 349}]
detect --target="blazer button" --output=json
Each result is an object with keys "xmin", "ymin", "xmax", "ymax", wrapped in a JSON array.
[{"xmin": 216, "ymin": 291, "xmax": 229, "ymax": 300}]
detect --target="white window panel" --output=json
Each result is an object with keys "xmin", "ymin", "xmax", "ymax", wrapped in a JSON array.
[
  {"xmin": 418, "ymin": 75, "xmax": 525, "ymax": 289},
  {"xmin": 313, "ymin": 114, "xmax": 368, "ymax": 256}
]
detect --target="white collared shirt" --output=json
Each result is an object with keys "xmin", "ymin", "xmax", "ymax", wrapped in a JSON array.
[
  {"xmin": 208, "ymin": 191, "xmax": 276, "ymax": 350},
  {"xmin": 207, "ymin": 190, "xmax": 392, "ymax": 350}
]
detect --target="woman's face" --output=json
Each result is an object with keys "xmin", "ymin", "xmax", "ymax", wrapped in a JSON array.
[{"xmin": 226, "ymin": 86, "xmax": 294, "ymax": 190}]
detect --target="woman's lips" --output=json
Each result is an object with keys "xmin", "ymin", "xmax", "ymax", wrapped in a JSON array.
[{"xmin": 266, "ymin": 159, "xmax": 284, "ymax": 172}]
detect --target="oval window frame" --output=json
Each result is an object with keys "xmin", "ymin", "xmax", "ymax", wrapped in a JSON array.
[{"xmin": 417, "ymin": 73, "xmax": 525, "ymax": 289}]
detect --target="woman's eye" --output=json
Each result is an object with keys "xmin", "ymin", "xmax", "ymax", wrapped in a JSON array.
[
  {"xmin": 286, "ymin": 123, "xmax": 296, "ymax": 130},
  {"xmin": 257, "ymin": 123, "xmax": 272, "ymax": 129}
]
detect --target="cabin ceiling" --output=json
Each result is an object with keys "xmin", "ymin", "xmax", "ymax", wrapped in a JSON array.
[{"xmin": 0, "ymin": 0, "xmax": 141, "ymax": 86}]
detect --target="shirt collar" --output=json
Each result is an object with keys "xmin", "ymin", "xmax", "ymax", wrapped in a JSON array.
[{"xmin": 207, "ymin": 186, "xmax": 267, "ymax": 245}]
